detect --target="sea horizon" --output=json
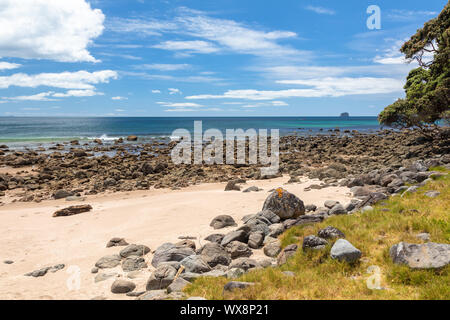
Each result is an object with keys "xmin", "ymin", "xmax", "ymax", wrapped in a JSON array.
[{"xmin": 0, "ymin": 116, "xmax": 381, "ymax": 145}]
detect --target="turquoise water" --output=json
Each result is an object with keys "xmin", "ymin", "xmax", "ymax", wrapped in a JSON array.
[{"xmin": 0, "ymin": 117, "xmax": 380, "ymax": 143}]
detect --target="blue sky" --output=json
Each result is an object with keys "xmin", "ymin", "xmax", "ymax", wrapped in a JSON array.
[{"xmin": 0, "ymin": 0, "xmax": 446, "ymax": 117}]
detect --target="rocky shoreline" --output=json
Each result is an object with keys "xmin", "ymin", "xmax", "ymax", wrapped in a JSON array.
[{"xmin": 0, "ymin": 128, "xmax": 449, "ymax": 204}]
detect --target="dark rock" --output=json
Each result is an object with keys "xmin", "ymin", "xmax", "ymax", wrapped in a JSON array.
[
  {"xmin": 151, "ymin": 243, "xmax": 195, "ymax": 267},
  {"xmin": 223, "ymin": 281, "xmax": 254, "ymax": 292},
  {"xmin": 210, "ymin": 215, "xmax": 237, "ymax": 229},
  {"xmin": 111, "ymin": 279, "xmax": 136, "ymax": 294},
  {"xmin": 119, "ymin": 244, "xmax": 150, "ymax": 258},
  {"xmin": 226, "ymin": 241, "xmax": 253, "ymax": 259},
  {"xmin": 146, "ymin": 264, "xmax": 177, "ymax": 290},
  {"xmin": 302, "ymin": 235, "xmax": 328, "ymax": 250},
  {"xmin": 204, "ymin": 234, "xmax": 225, "ymax": 244},
  {"xmin": 53, "ymin": 204, "xmax": 92, "ymax": 217},
  {"xmin": 122, "ymin": 257, "xmax": 147, "ymax": 272},
  {"xmin": 180, "ymin": 255, "xmax": 211, "ymax": 273},
  {"xmin": 262, "ymin": 188, "xmax": 305, "ymax": 220},
  {"xmin": 106, "ymin": 237, "xmax": 129, "ymax": 248},
  {"xmin": 248, "ymin": 232, "xmax": 264, "ymax": 249},
  {"xmin": 317, "ymin": 226, "xmax": 345, "ymax": 239},
  {"xmin": 95, "ymin": 255, "xmax": 121, "ymax": 269},
  {"xmin": 200, "ymin": 242, "xmax": 231, "ymax": 267}
]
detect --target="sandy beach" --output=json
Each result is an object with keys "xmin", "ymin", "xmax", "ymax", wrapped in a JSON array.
[{"xmin": 0, "ymin": 173, "xmax": 351, "ymax": 300}]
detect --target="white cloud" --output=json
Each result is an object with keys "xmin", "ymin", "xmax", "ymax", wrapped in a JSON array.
[
  {"xmin": 152, "ymin": 89, "xmax": 161, "ymax": 93},
  {"xmin": 115, "ymin": 109, "xmax": 125, "ymax": 112},
  {"xmin": 52, "ymin": 89, "xmax": 102, "ymax": 97},
  {"xmin": 158, "ymin": 102, "xmax": 204, "ymax": 108},
  {"xmin": 153, "ymin": 41, "xmax": 220, "ymax": 54},
  {"xmin": 305, "ymin": 6, "xmax": 335, "ymax": 15},
  {"xmin": 0, "ymin": 70, "xmax": 118, "ymax": 89},
  {"xmin": 0, "ymin": 0, "xmax": 105, "ymax": 62},
  {"xmin": 137, "ymin": 64, "xmax": 191, "ymax": 71},
  {"xmin": 3, "ymin": 91, "xmax": 56, "ymax": 101},
  {"xmin": 111, "ymin": 96, "xmax": 128, "ymax": 100},
  {"xmin": 186, "ymin": 77, "xmax": 404, "ymax": 100},
  {"xmin": 0, "ymin": 61, "xmax": 21, "ymax": 70},
  {"xmin": 3, "ymin": 89, "xmax": 103, "ymax": 101},
  {"xmin": 112, "ymin": 7, "xmax": 306, "ymax": 59},
  {"xmin": 386, "ymin": 9, "xmax": 437, "ymax": 21},
  {"xmin": 168, "ymin": 88, "xmax": 181, "ymax": 95}
]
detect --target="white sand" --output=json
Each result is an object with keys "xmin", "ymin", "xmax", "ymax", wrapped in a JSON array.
[{"xmin": 0, "ymin": 175, "xmax": 351, "ymax": 300}]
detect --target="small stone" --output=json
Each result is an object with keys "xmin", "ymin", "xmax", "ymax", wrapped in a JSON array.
[
  {"xmin": 424, "ymin": 191, "xmax": 440, "ymax": 198},
  {"xmin": 282, "ymin": 271, "xmax": 295, "ymax": 277},
  {"xmin": 95, "ymin": 272, "xmax": 117, "ymax": 283},
  {"xmin": 111, "ymin": 279, "xmax": 136, "ymax": 294},
  {"xmin": 226, "ymin": 268, "xmax": 245, "ymax": 279},
  {"xmin": 91, "ymin": 267, "xmax": 99, "ymax": 274},
  {"xmin": 361, "ymin": 206, "xmax": 373, "ymax": 212},
  {"xmin": 3, "ymin": 260, "xmax": 13, "ymax": 264},
  {"xmin": 95, "ymin": 254, "xmax": 121, "ymax": 269},
  {"xmin": 223, "ymin": 281, "xmax": 254, "ymax": 292},
  {"xmin": 53, "ymin": 204, "xmax": 92, "ymax": 217},
  {"xmin": 416, "ymin": 233, "xmax": 431, "ymax": 242}
]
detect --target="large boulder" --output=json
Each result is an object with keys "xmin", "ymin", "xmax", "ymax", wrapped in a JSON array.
[
  {"xmin": 210, "ymin": 215, "xmax": 237, "ymax": 229},
  {"xmin": 111, "ymin": 279, "xmax": 136, "ymax": 294},
  {"xmin": 111, "ymin": 279, "xmax": 136, "ymax": 293},
  {"xmin": 229, "ymin": 258, "xmax": 258, "ymax": 271},
  {"xmin": 151, "ymin": 243, "xmax": 195, "ymax": 267},
  {"xmin": 262, "ymin": 188, "xmax": 305, "ymax": 220},
  {"xmin": 226, "ymin": 241, "xmax": 253, "ymax": 259},
  {"xmin": 390, "ymin": 242, "xmax": 450, "ymax": 269},
  {"xmin": 146, "ymin": 264, "xmax": 177, "ymax": 290},
  {"xmin": 263, "ymin": 239, "xmax": 281, "ymax": 257},
  {"xmin": 330, "ymin": 239, "xmax": 361, "ymax": 263},
  {"xmin": 180, "ymin": 255, "xmax": 211, "ymax": 273},
  {"xmin": 221, "ymin": 229, "xmax": 249, "ymax": 247},
  {"xmin": 122, "ymin": 257, "xmax": 147, "ymax": 272},
  {"xmin": 199, "ymin": 242, "xmax": 231, "ymax": 267},
  {"xmin": 120, "ymin": 244, "xmax": 150, "ymax": 258}
]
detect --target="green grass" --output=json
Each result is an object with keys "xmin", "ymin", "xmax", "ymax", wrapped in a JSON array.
[{"xmin": 184, "ymin": 167, "xmax": 450, "ymax": 300}]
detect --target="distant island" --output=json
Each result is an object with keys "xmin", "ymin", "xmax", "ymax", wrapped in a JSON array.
[{"xmin": 340, "ymin": 112, "xmax": 350, "ymax": 118}]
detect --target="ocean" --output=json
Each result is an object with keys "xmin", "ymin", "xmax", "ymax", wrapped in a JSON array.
[{"xmin": 0, "ymin": 116, "xmax": 381, "ymax": 146}]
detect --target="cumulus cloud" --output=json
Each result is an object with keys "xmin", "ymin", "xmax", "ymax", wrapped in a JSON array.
[
  {"xmin": 0, "ymin": 61, "xmax": 21, "ymax": 70},
  {"xmin": 111, "ymin": 96, "xmax": 128, "ymax": 100},
  {"xmin": 186, "ymin": 77, "xmax": 404, "ymax": 100},
  {"xmin": 152, "ymin": 89, "xmax": 161, "ymax": 93},
  {"xmin": 0, "ymin": 70, "xmax": 118, "ymax": 89},
  {"xmin": 52, "ymin": 89, "xmax": 103, "ymax": 97},
  {"xmin": 0, "ymin": 0, "xmax": 105, "ymax": 62}
]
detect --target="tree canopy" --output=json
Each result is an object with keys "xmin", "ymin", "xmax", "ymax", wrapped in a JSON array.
[{"xmin": 378, "ymin": 2, "xmax": 450, "ymax": 130}]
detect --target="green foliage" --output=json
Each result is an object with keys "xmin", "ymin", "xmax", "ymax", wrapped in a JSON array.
[{"xmin": 379, "ymin": 3, "xmax": 450, "ymax": 129}]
